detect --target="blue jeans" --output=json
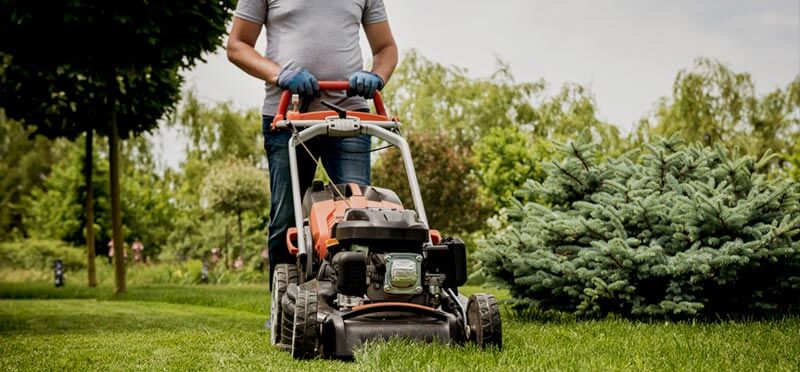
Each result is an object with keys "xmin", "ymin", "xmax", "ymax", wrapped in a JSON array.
[{"xmin": 262, "ymin": 115, "xmax": 371, "ymax": 287}]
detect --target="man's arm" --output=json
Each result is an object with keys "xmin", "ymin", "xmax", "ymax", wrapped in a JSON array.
[
  {"xmin": 226, "ymin": 17, "xmax": 282, "ymax": 85},
  {"xmin": 364, "ymin": 21, "xmax": 398, "ymax": 84}
]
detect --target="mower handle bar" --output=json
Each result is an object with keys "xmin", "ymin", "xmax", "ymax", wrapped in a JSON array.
[{"xmin": 274, "ymin": 81, "xmax": 388, "ymax": 119}]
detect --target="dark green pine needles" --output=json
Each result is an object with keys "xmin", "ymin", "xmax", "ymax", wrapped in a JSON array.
[{"xmin": 478, "ymin": 135, "xmax": 800, "ymax": 317}]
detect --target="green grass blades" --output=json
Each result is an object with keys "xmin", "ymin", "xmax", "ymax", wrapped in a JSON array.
[
  {"xmin": 353, "ymin": 319, "xmax": 800, "ymax": 371},
  {"xmin": 0, "ymin": 299, "xmax": 347, "ymax": 371},
  {"xmin": 0, "ymin": 282, "xmax": 269, "ymax": 315},
  {"xmin": 1, "ymin": 283, "xmax": 799, "ymax": 371}
]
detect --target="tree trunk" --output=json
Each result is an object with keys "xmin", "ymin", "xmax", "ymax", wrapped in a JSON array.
[
  {"xmin": 85, "ymin": 130, "xmax": 97, "ymax": 287},
  {"xmin": 109, "ymin": 111, "xmax": 126, "ymax": 294},
  {"xmin": 238, "ymin": 212, "xmax": 244, "ymax": 261},
  {"xmin": 224, "ymin": 222, "xmax": 230, "ymax": 270}
]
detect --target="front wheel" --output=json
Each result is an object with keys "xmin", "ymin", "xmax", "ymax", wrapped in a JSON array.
[
  {"xmin": 291, "ymin": 283, "xmax": 320, "ymax": 359},
  {"xmin": 467, "ymin": 294, "xmax": 502, "ymax": 350},
  {"xmin": 270, "ymin": 264, "xmax": 297, "ymax": 348}
]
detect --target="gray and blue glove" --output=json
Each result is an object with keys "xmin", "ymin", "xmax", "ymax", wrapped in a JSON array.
[
  {"xmin": 348, "ymin": 71, "xmax": 384, "ymax": 99},
  {"xmin": 277, "ymin": 66, "xmax": 320, "ymax": 97}
]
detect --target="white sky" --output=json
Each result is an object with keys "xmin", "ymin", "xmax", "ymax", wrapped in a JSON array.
[{"xmin": 153, "ymin": 0, "xmax": 800, "ymax": 170}]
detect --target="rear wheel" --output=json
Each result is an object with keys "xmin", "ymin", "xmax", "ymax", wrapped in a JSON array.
[
  {"xmin": 291, "ymin": 283, "xmax": 320, "ymax": 359},
  {"xmin": 270, "ymin": 264, "xmax": 297, "ymax": 348},
  {"xmin": 467, "ymin": 294, "xmax": 502, "ymax": 350}
]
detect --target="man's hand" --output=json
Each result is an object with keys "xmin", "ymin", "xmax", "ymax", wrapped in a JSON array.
[
  {"xmin": 348, "ymin": 71, "xmax": 384, "ymax": 98},
  {"xmin": 277, "ymin": 66, "xmax": 320, "ymax": 97}
]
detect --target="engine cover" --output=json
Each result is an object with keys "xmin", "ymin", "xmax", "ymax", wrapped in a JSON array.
[{"xmin": 334, "ymin": 209, "xmax": 429, "ymax": 253}]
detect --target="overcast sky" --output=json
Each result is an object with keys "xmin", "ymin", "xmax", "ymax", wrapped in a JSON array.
[{"xmin": 154, "ymin": 0, "xmax": 800, "ymax": 169}]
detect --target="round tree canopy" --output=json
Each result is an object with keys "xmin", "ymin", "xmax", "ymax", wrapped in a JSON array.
[{"xmin": 0, "ymin": 0, "xmax": 235, "ymax": 138}]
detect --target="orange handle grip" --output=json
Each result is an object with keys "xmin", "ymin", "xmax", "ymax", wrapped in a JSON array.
[{"xmin": 273, "ymin": 80, "xmax": 387, "ymax": 120}]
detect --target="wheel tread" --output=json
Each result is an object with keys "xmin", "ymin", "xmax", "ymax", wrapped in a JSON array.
[
  {"xmin": 468, "ymin": 293, "xmax": 502, "ymax": 350},
  {"xmin": 271, "ymin": 264, "xmax": 297, "ymax": 346},
  {"xmin": 292, "ymin": 284, "xmax": 319, "ymax": 359}
]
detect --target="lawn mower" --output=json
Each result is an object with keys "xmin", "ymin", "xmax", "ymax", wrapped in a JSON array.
[{"xmin": 269, "ymin": 81, "xmax": 502, "ymax": 359}]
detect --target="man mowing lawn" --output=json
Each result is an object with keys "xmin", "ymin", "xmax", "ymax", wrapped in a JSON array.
[{"xmin": 226, "ymin": 0, "xmax": 399, "ymax": 290}]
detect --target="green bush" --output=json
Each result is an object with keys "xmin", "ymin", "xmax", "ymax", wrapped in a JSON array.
[
  {"xmin": 478, "ymin": 135, "xmax": 800, "ymax": 318},
  {"xmin": 0, "ymin": 239, "xmax": 85, "ymax": 271}
]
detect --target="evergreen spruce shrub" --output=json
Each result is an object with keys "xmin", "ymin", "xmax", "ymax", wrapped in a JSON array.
[{"xmin": 477, "ymin": 135, "xmax": 800, "ymax": 317}]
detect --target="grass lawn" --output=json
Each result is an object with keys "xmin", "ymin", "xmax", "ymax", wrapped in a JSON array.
[{"xmin": 1, "ymin": 282, "xmax": 799, "ymax": 371}]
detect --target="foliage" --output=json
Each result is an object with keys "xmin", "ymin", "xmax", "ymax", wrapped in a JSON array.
[
  {"xmin": 786, "ymin": 140, "xmax": 800, "ymax": 181},
  {"xmin": 2, "ymin": 0, "xmax": 236, "ymax": 291},
  {"xmin": 471, "ymin": 84, "xmax": 624, "ymax": 209},
  {"xmin": 197, "ymin": 158, "xmax": 268, "ymax": 260},
  {"xmin": 383, "ymin": 50, "xmax": 543, "ymax": 145},
  {"xmin": 478, "ymin": 135, "xmax": 800, "ymax": 317},
  {"xmin": 119, "ymin": 167, "xmax": 178, "ymax": 259},
  {"xmin": 162, "ymin": 212, "xmax": 267, "ymax": 264},
  {"xmin": 0, "ymin": 111, "xmax": 69, "ymax": 240},
  {"xmin": 23, "ymin": 139, "xmax": 112, "ymax": 248},
  {"xmin": 170, "ymin": 92, "xmax": 263, "ymax": 164},
  {"xmin": 471, "ymin": 126, "xmax": 549, "ymax": 208},
  {"xmin": 782, "ymin": 78, "xmax": 800, "ymax": 180},
  {"xmin": 0, "ymin": 0, "xmax": 235, "ymax": 139},
  {"xmin": 635, "ymin": 59, "xmax": 799, "ymax": 159},
  {"xmin": 201, "ymin": 158, "xmax": 269, "ymax": 218},
  {"xmin": 384, "ymin": 52, "xmax": 626, "ymax": 216},
  {"xmin": 5, "ymin": 90, "xmax": 270, "ymax": 263},
  {"xmin": 22, "ymin": 136, "xmax": 176, "ymax": 258},
  {"xmin": 530, "ymin": 84, "xmax": 624, "ymax": 152},
  {"xmin": 373, "ymin": 130, "xmax": 489, "ymax": 235},
  {"xmin": 0, "ymin": 239, "xmax": 85, "ymax": 271}
]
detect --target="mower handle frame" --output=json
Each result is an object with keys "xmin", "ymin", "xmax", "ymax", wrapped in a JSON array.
[{"xmin": 285, "ymin": 118, "xmax": 430, "ymax": 266}]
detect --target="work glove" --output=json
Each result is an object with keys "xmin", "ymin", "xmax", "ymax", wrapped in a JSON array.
[
  {"xmin": 277, "ymin": 66, "xmax": 320, "ymax": 97},
  {"xmin": 348, "ymin": 71, "xmax": 384, "ymax": 99}
]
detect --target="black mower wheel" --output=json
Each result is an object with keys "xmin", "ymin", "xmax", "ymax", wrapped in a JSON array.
[
  {"xmin": 280, "ymin": 286, "xmax": 295, "ymax": 346},
  {"xmin": 467, "ymin": 294, "xmax": 502, "ymax": 350},
  {"xmin": 270, "ymin": 264, "xmax": 297, "ymax": 347},
  {"xmin": 291, "ymin": 284, "xmax": 320, "ymax": 359}
]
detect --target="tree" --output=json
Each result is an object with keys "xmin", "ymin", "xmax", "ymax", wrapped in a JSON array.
[
  {"xmin": 373, "ymin": 131, "xmax": 490, "ymax": 235},
  {"xmin": 382, "ymin": 50, "xmax": 543, "ymax": 145},
  {"xmin": 0, "ymin": 111, "xmax": 69, "ymax": 240},
  {"xmin": 635, "ymin": 59, "xmax": 799, "ymax": 160},
  {"xmin": 22, "ymin": 136, "xmax": 177, "ymax": 260},
  {"xmin": 382, "ymin": 51, "xmax": 626, "ymax": 220},
  {"xmin": 529, "ymin": 83, "xmax": 624, "ymax": 155},
  {"xmin": 23, "ymin": 140, "xmax": 111, "ymax": 249},
  {"xmin": 154, "ymin": 94, "xmax": 268, "ymax": 265},
  {"xmin": 478, "ymin": 135, "xmax": 800, "ymax": 318},
  {"xmin": 471, "ymin": 84, "xmax": 624, "ymax": 210},
  {"xmin": 201, "ymin": 159, "xmax": 269, "ymax": 262},
  {"xmin": 1, "ymin": 0, "xmax": 235, "ymax": 292},
  {"xmin": 171, "ymin": 92, "xmax": 264, "ymax": 165},
  {"xmin": 471, "ymin": 126, "xmax": 548, "ymax": 209}
]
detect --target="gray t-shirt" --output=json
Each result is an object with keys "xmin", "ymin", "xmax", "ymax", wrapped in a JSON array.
[{"xmin": 234, "ymin": 0, "xmax": 388, "ymax": 116}]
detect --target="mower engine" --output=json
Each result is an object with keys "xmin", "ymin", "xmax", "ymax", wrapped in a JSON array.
[{"xmin": 331, "ymin": 207, "xmax": 468, "ymax": 309}]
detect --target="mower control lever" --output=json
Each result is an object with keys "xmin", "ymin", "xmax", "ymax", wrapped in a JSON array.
[{"xmin": 320, "ymin": 100, "xmax": 347, "ymax": 119}]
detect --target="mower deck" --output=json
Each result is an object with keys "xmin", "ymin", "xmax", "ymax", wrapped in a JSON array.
[{"xmin": 320, "ymin": 302, "xmax": 464, "ymax": 358}]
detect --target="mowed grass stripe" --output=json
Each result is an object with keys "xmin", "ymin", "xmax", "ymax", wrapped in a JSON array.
[
  {"xmin": 0, "ymin": 282, "xmax": 270, "ymax": 315},
  {"xmin": 0, "ymin": 283, "xmax": 798, "ymax": 371},
  {"xmin": 0, "ymin": 299, "xmax": 348, "ymax": 371}
]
